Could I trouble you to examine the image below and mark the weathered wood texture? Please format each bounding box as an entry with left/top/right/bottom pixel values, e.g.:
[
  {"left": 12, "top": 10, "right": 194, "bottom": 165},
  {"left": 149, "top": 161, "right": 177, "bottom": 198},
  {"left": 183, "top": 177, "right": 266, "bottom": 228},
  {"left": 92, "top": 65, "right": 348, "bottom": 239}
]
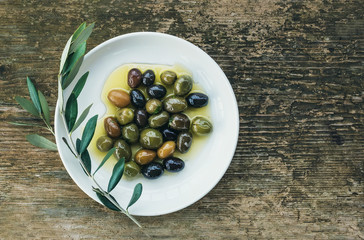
[{"left": 1, "top": 0, "right": 363, "bottom": 239}]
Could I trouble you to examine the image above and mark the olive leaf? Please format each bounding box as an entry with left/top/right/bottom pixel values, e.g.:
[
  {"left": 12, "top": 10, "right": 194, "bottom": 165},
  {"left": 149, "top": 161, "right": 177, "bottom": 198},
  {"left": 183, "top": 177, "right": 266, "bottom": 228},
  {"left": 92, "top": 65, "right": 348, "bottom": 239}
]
[
  {"left": 62, "top": 42, "right": 86, "bottom": 75},
  {"left": 71, "top": 103, "right": 92, "bottom": 132},
  {"left": 26, "top": 77, "right": 42, "bottom": 114},
  {"left": 15, "top": 96, "right": 40, "bottom": 117},
  {"left": 69, "top": 23, "right": 95, "bottom": 54},
  {"left": 37, "top": 90, "right": 50, "bottom": 126},
  {"left": 62, "top": 137, "right": 76, "bottom": 157},
  {"left": 72, "top": 22, "right": 86, "bottom": 41},
  {"left": 60, "top": 36, "right": 72, "bottom": 73},
  {"left": 107, "top": 157, "right": 125, "bottom": 193},
  {"left": 93, "top": 148, "right": 116, "bottom": 176},
  {"left": 127, "top": 183, "right": 143, "bottom": 210},
  {"left": 65, "top": 93, "right": 78, "bottom": 131},
  {"left": 76, "top": 138, "right": 81, "bottom": 154},
  {"left": 79, "top": 114, "right": 98, "bottom": 154},
  {"left": 26, "top": 134, "right": 57, "bottom": 151},
  {"left": 62, "top": 55, "right": 84, "bottom": 89},
  {"left": 80, "top": 149, "right": 91, "bottom": 174},
  {"left": 93, "top": 188, "right": 120, "bottom": 212},
  {"left": 72, "top": 71, "right": 89, "bottom": 98},
  {"left": 9, "top": 121, "right": 48, "bottom": 129}
]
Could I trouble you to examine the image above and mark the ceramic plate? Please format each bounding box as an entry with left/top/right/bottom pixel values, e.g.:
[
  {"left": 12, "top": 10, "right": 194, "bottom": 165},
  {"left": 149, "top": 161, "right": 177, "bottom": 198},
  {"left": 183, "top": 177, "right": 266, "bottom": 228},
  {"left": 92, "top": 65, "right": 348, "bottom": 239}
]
[{"left": 55, "top": 32, "right": 239, "bottom": 216}]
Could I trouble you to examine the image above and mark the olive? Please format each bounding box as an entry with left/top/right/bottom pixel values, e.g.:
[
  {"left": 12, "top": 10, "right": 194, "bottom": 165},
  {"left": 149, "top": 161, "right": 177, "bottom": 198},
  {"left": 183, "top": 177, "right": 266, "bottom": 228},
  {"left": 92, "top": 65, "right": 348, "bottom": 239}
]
[
  {"left": 148, "top": 111, "right": 169, "bottom": 128},
  {"left": 186, "top": 92, "right": 209, "bottom": 108},
  {"left": 161, "top": 127, "right": 179, "bottom": 141},
  {"left": 145, "top": 99, "right": 162, "bottom": 114},
  {"left": 115, "top": 108, "right": 134, "bottom": 125},
  {"left": 134, "top": 109, "right": 148, "bottom": 128},
  {"left": 163, "top": 157, "right": 185, "bottom": 172},
  {"left": 114, "top": 139, "right": 132, "bottom": 161},
  {"left": 130, "top": 89, "right": 146, "bottom": 108},
  {"left": 96, "top": 136, "right": 113, "bottom": 152},
  {"left": 174, "top": 75, "right": 193, "bottom": 96},
  {"left": 104, "top": 117, "right": 121, "bottom": 138},
  {"left": 141, "top": 162, "right": 164, "bottom": 179},
  {"left": 134, "top": 149, "right": 156, "bottom": 165},
  {"left": 122, "top": 123, "right": 139, "bottom": 143},
  {"left": 191, "top": 117, "right": 213, "bottom": 135},
  {"left": 160, "top": 70, "right": 177, "bottom": 85},
  {"left": 139, "top": 128, "right": 163, "bottom": 149},
  {"left": 124, "top": 161, "right": 141, "bottom": 178},
  {"left": 169, "top": 113, "right": 190, "bottom": 131},
  {"left": 142, "top": 69, "right": 155, "bottom": 86},
  {"left": 107, "top": 89, "right": 130, "bottom": 108},
  {"left": 147, "top": 84, "right": 167, "bottom": 99},
  {"left": 157, "top": 141, "right": 176, "bottom": 159},
  {"left": 163, "top": 96, "right": 187, "bottom": 113},
  {"left": 177, "top": 132, "right": 193, "bottom": 153},
  {"left": 128, "top": 68, "right": 142, "bottom": 88}
]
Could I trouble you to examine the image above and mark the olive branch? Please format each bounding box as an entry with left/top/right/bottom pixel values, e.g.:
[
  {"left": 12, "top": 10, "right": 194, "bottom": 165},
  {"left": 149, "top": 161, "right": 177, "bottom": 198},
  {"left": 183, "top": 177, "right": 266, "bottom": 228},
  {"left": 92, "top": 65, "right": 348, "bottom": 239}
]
[{"left": 11, "top": 22, "right": 143, "bottom": 227}]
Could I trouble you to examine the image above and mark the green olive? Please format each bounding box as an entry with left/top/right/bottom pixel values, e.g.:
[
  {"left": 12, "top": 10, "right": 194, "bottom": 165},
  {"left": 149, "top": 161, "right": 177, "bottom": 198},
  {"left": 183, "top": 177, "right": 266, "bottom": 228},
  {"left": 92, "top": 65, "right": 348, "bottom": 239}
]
[
  {"left": 116, "top": 108, "right": 134, "bottom": 125},
  {"left": 148, "top": 111, "right": 169, "bottom": 128},
  {"left": 113, "top": 139, "right": 131, "bottom": 161},
  {"left": 139, "top": 128, "right": 163, "bottom": 149},
  {"left": 122, "top": 123, "right": 139, "bottom": 143},
  {"left": 160, "top": 71, "right": 177, "bottom": 85},
  {"left": 145, "top": 99, "right": 162, "bottom": 114},
  {"left": 96, "top": 136, "right": 113, "bottom": 152},
  {"left": 174, "top": 75, "right": 193, "bottom": 96},
  {"left": 169, "top": 113, "right": 190, "bottom": 131},
  {"left": 177, "top": 132, "right": 193, "bottom": 153},
  {"left": 191, "top": 117, "right": 213, "bottom": 135},
  {"left": 163, "top": 96, "right": 187, "bottom": 113},
  {"left": 124, "top": 161, "right": 141, "bottom": 177}
]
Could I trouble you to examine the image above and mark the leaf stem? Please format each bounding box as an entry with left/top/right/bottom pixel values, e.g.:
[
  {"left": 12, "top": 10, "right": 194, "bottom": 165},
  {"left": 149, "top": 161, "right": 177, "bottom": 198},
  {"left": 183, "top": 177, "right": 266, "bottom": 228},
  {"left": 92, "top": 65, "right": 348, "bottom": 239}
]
[{"left": 60, "top": 111, "right": 141, "bottom": 227}]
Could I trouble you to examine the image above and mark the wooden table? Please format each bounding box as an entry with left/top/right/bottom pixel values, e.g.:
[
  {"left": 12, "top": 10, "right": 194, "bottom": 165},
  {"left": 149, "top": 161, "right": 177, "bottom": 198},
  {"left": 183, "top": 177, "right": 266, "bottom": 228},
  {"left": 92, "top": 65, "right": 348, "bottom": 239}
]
[{"left": 1, "top": 0, "right": 363, "bottom": 239}]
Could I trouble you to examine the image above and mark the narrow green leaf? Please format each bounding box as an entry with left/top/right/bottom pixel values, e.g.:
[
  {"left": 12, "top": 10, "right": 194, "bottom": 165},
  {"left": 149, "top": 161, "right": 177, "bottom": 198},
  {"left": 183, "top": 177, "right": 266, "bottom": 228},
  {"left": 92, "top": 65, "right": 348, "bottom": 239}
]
[
  {"left": 108, "top": 157, "right": 125, "bottom": 193},
  {"left": 65, "top": 93, "right": 78, "bottom": 131},
  {"left": 26, "top": 77, "right": 42, "bottom": 113},
  {"left": 63, "top": 42, "right": 86, "bottom": 75},
  {"left": 15, "top": 96, "right": 40, "bottom": 117},
  {"left": 37, "top": 90, "right": 50, "bottom": 126},
  {"left": 62, "top": 55, "right": 84, "bottom": 89},
  {"left": 71, "top": 103, "right": 92, "bottom": 132},
  {"left": 93, "top": 148, "right": 115, "bottom": 176},
  {"left": 69, "top": 22, "right": 95, "bottom": 53},
  {"left": 9, "top": 121, "right": 47, "bottom": 128},
  {"left": 57, "top": 78, "right": 64, "bottom": 113},
  {"left": 72, "top": 22, "right": 86, "bottom": 41},
  {"left": 60, "top": 36, "right": 72, "bottom": 73},
  {"left": 81, "top": 149, "right": 91, "bottom": 173},
  {"left": 26, "top": 134, "right": 57, "bottom": 151},
  {"left": 62, "top": 137, "right": 76, "bottom": 157},
  {"left": 94, "top": 190, "right": 120, "bottom": 211},
  {"left": 127, "top": 183, "right": 143, "bottom": 210},
  {"left": 72, "top": 71, "right": 89, "bottom": 98},
  {"left": 79, "top": 115, "right": 98, "bottom": 154},
  {"left": 76, "top": 138, "right": 81, "bottom": 154}
]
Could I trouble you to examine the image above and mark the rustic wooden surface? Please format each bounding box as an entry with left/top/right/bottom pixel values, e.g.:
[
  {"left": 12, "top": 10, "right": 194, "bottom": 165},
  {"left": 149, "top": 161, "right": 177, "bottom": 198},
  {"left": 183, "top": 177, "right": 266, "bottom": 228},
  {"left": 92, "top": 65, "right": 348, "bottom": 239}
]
[{"left": 1, "top": 0, "right": 363, "bottom": 239}]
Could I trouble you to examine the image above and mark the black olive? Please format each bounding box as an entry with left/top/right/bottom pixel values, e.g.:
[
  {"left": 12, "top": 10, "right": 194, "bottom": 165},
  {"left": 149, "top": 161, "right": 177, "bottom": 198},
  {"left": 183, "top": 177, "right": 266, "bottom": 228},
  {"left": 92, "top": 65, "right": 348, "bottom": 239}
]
[
  {"left": 147, "top": 84, "right": 167, "bottom": 99},
  {"left": 163, "top": 157, "right": 185, "bottom": 172},
  {"left": 160, "top": 127, "right": 179, "bottom": 141},
  {"left": 134, "top": 109, "right": 148, "bottom": 127},
  {"left": 130, "top": 89, "right": 146, "bottom": 108},
  {"left": 186, "top": 92, "right": 209, "bottom": 108},
  {"left": 142, "top": 69, "right": 155, "bottom": 86},
  {"left": 141, "top": 162, "right": 164, "bottom": 179}
]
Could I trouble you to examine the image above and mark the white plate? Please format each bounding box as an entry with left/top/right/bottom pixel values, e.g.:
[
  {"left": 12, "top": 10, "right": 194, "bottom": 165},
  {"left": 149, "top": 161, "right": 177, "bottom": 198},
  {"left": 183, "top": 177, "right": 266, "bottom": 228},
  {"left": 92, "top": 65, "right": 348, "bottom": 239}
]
[{"left": 55, "top": 32, "right": 239, "bottom": 216}]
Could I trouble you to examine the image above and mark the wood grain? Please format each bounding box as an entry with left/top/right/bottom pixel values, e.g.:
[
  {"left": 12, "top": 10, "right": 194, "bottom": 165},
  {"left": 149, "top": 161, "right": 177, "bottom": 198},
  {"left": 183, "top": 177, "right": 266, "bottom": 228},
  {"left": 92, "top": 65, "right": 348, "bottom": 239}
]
[{"left": 1, "top": 0, "right": 363, "bottom": 239}]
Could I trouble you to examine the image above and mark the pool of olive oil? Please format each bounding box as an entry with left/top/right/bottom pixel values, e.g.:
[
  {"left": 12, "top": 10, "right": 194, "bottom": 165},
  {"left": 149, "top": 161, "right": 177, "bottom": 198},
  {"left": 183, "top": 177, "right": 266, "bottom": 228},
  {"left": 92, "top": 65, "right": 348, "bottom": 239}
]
[{"left": 89, "top": 63, "right": 212, "bottom": 173}]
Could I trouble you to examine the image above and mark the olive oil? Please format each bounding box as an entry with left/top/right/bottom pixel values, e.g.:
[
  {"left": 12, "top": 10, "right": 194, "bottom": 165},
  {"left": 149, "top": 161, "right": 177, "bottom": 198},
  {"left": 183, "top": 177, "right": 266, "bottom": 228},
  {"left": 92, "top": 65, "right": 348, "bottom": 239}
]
[{"left": 89, "top": 63, "right": 211, "bottom": 173}]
